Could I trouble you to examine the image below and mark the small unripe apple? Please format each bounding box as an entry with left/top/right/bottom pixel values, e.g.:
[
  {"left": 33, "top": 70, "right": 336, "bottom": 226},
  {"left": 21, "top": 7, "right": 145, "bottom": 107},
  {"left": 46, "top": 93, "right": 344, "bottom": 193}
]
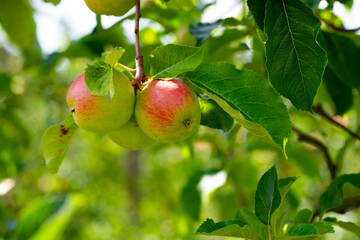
[
  {"left": 84, "top": 0, "right": 134, "bottom": 17},
  {"left": 135, "top": 78, "right": 201, "bottom": 142},
  {"left": 108, "top": 116, "right": 155, "bottom": 150},
  {"left": 66, "top": 70, "right": 135, "bottom": 133}
]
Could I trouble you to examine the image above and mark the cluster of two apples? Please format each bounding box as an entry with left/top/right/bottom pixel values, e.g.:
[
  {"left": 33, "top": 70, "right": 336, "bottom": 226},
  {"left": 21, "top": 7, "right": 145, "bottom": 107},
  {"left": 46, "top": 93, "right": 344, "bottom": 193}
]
[{"left": 66, "top": 69, "right": 201, "bottom": 150}]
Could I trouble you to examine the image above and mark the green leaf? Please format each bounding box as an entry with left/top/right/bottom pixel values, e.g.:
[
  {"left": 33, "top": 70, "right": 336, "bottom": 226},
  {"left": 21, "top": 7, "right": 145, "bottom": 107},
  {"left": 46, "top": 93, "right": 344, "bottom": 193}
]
[
  {"left": 318, "top": 31, "right": 360, "bottom": 88},
  {"left": 41, "top": 115, "right": 79, "bottom": 174},
  {"left": 286, "top": 224, "right": 319, "bottom": 238},
  {"left": 323, "top": 67, "right": 353, "bottom": 115},
  {"left": 29, "top": 194, "right": 86, "bottom": 240},
  {"left": 198, "top": 95, "right": 234, "bottom": 131},
  {"left": 294, "top": 209, "right": 313, "bottom": 224},
  {"left": 102, "top": 47, "right": 125, "bottom": 67},
  {"left": 318, "top": 174, "right": 360, "bottom": 216},
  {"left": 149, "top": 44, "right": 204, "bottom": 79},
  {"left": 180, "top": 186, "right": 201, "bottom": 220},
  {"left": 255, "top": 165, "right": 281, "bottom": 225},
  {"left": 196, "top": 218, "right": 261, "bottom": 239},
  {"left": 247, "top": 0, "right": 267, "bottom": 30},
  {"left": 0, "top": 0, "right": 37, "bottom": 50},
  {"left": 283, "top": 222, "right": 334, "bottom": 239},
  {"left": 301, "top": 0, "right": 321, "bottom": 9},
  {"left": 180, "top": 169, "right": 219, "bottom": 220},
  {"left": 235, "top": 209, "right": 267, "bottom": 240},
  {"left": 187, "top": 62, "right": 290, "bottom": 148},
  {"left": 43, "top": 0, "right": 61, "bottom": 5},
  {"left": 272, "top": 177, "right": 299, "bottom": 233},
  {"left": 189, "top": 20, "right": 222, "bottom": 46},
  {"left": 85, "top": 59, "right": 114, "bottom": 100},
  {"left": 279, "top": 177, "right": 298, "bottom": 196},
  {"left": 264, "top": 0, "right": 327, "bottom": 111},
  {"left": 16, "top": 196, "right": 66, "bottom": 240},
  {"left": 313, "top": 222, "right": 335, "bottom": 235},
  {"left": 324, "top": 217, "right": 360, "bottom": 238},
  {"left": 164, "top": 0, "right": 197, "bottom": 10}
]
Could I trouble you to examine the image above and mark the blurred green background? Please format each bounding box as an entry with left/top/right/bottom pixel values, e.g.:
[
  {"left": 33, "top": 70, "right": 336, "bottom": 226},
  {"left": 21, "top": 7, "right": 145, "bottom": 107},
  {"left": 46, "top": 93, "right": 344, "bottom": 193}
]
[{"left": 1, "top": 0, "right": 360, "bottom": 239}]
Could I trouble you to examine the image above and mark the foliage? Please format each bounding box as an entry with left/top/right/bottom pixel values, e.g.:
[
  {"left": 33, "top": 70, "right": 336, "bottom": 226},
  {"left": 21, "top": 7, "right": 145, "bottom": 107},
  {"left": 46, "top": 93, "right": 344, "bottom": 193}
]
[{"left": 0, "top": 0, "right": 360, "bottom": 239}]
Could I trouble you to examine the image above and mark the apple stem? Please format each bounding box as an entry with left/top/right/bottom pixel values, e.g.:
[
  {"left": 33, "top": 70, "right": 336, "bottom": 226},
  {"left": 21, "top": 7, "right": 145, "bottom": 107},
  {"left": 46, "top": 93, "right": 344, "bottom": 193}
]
[{"left": 132, "top": 0, "right": 147, "bottom": 88}]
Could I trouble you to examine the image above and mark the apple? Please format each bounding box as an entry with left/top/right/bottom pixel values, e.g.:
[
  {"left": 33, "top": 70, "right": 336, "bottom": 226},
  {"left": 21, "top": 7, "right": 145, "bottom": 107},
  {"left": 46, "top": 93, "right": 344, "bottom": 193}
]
[
  {"left": 83, "top": 0, "right": 134, "bottom": 17},
  {"left": 67, "top": 70, "right": 135, "bottom": 133},
  {"left": 108, "top": 116, "right": 155, "bottom": 150},
  {"left": 135, "top": 78, "right": 201, "bottom": 142}
]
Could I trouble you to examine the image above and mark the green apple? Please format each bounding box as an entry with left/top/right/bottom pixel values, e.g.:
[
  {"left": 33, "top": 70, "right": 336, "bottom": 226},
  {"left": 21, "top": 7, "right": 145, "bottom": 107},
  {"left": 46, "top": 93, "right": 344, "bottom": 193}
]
[
  {"left": 66, "top": 70, "right": 135, "bottom": 133},
  {"left": 84, "top": 0, "right": 134, "bottom": 17},
  {"left": 135, "top": 78, "right": 201, "bottom": 142},
  {"left": 108, "top": 116, "right": 155, "bottom": 150}
]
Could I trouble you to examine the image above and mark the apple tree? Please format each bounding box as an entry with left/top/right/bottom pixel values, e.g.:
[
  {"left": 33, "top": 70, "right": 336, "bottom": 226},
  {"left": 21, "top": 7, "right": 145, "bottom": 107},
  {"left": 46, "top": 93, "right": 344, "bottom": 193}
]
[{"left": 0, "top": 0, "right": 360, "bottom": 239}]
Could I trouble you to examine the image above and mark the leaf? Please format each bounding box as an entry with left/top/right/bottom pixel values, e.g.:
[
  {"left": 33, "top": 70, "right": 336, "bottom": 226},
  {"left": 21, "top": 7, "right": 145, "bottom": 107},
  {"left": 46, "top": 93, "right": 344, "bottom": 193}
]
[
  {"left": 180, "top": 169, "right": 219, "bottom": 220},
  {"left": 102, "top": 47, "right": 125, "bottom": 67},
  {"left": 318, "top": 31, "right": 360, "bottom": 88},
  {"left": 235, "top": 209, "right": 267, "bottom": 240},
  {"left": 29, "top": 194, "right": 86, "bottom": 240},
  {"left": 198, "top": 95, "right": 234, "bottom": 131},
  {"left": 272, "top": 177, "right": 299, "bottom": 233},
  {"left": 16, "top": 196, "right": 66, "bottom": 240},
  {"left": 196, "top": 218, "right": 261, "bottom": 239},
  {"left": 164, "top": 0, "right": 197, "bottom": 10},
  {"left": 284, "top": 222, "right": 334, "bottom": 239},
  {"left": 41, "top": 115, "right": 79, "bottom": 174},
  {"left": 318, "top": 174, "right": 360, "bottom": 216},
  {"left": 255, "top": 165, "right": 281, "bottom": 225},
  {"left": 286, "top": 224, "right": 319, "bottom": 238},
  {"left": 324, "top": 217, "right": 360, "bottom": 238},
  {"left": 149, "top": 44, "right": 204, "bottom": 79},
  {"left": 247, "top": 0, "right": 267, "bottom": 30},
  {"left": 323, "top": 67, "right": 353, "bottom": 115},
  {"left": 294, "top": 209, "right": 313, "bottom": 224},
  {"left": 0, "top": 0, "right": 37, "bottom": 50},
  {"left": 301, "top": 0, "right": 321, "bottom": 9},
  {"left": 186, "top": 62, "right": 290, "bottom": 148},
  {"left": 264, "top": 0, "right": 327, "bottom": 111},
  {"left": 43, "top": 0, "right": 61, "bottom": 5},
  {"left": 313, "top": 222, "right": 335, "bottom": 235},
  {"left": 85, "top": 59, "right": 114, "bottom": 100},
  {"left": 279, "top": 177, "right": 298, "bottom": 196},
  {"left": 180, "top": 186, "right": 201, "bottom": 220},
  {"left": 189, "top": 20, "right": 222, "bottom": 46}
]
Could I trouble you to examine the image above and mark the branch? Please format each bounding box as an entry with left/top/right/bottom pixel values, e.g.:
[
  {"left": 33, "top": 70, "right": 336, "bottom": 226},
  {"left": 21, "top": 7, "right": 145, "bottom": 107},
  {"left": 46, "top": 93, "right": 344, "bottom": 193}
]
[
  {"left": 292, "top": 126, "right": 337, "bottom": 179},
  {"left": 315, "top": 11, "right": 360, "bottom": 33},
  {"left": 132, "top": 0, "right": 147, "bottom": 88},
  {"left": 312, "top": 194, "right": 360, "bottom": 221},
  {"left": 312, "top": 104, "right": 360, "bottom": 141}
]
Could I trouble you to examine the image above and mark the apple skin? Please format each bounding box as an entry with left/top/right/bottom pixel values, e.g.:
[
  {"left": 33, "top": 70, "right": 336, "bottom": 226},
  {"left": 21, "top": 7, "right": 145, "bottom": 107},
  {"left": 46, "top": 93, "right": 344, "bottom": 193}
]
[
  {"left": 108, "top": 116, "right": 155, "bottom": 150},
  {"left": 135, "top": 78, "right": 201, "bottom": 142},
  {"left": 84, "top": 0, "right": 134, "bottom": 17},
  {"left": 66, "top": 70, "right": 135, "bottom": 133}
]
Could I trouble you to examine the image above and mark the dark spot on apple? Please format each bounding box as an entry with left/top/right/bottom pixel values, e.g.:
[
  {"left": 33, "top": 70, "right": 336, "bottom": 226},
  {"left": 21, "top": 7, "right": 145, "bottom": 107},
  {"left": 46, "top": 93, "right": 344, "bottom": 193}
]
[
  {"left": 70, "top": 107, "right": 75, "bottom": 113},
  {"left": 60, "top": 125, "right": 69, "bottom": 137},
  {"left": 183, "top": 119, "right": 193, "bottom": 128}
]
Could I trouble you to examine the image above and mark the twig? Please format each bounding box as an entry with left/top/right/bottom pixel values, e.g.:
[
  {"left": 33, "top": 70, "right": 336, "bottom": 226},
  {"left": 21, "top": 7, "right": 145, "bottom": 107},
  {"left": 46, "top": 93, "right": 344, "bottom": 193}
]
[
  {"left": 132, "top": 0, "right": 147, "bottom": 87},
  {"left": 312, "top": 104, "right": 360, "bottom": 141},
  {"left": 116, "top": 63, "right": 136, "bottom": 79},
  {"left": 315, "top": 11, "right": 360, "bottom": 33},
  {"left": 312, "top": 194, "right": 360, "bottom": 221},
  {"left": 292, "top": 126, "right": 337, "bottom": 179}
]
